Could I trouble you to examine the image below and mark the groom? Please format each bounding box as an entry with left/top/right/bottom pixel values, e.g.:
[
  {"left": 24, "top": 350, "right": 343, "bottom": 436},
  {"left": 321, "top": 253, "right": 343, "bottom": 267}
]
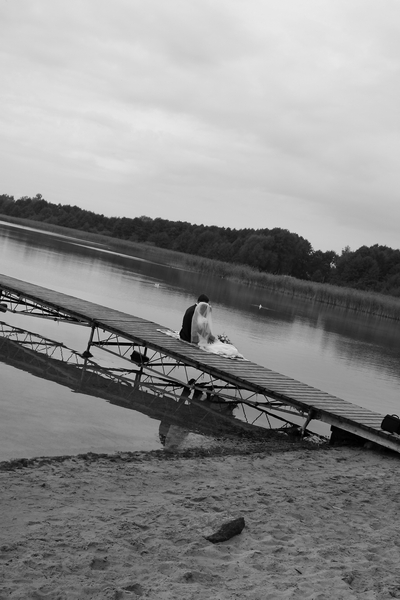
[{"left": 179, "top": 293, "right": 210, "bottom": 342}]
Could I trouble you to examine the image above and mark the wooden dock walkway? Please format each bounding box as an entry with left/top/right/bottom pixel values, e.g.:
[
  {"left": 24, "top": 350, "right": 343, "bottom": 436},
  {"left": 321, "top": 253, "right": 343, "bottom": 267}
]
[{"left": 1, "top": 274, "right": 399, "bottom": 454}]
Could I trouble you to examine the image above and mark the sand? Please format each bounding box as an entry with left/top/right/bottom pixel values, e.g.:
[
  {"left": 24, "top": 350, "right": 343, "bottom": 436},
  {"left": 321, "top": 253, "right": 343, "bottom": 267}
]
[{"left": 1, "top": 436, "right": 400, "bottom": 600}]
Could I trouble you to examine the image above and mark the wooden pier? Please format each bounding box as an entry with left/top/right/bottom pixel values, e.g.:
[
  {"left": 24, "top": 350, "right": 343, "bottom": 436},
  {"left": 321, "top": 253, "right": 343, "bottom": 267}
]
[{"left": 1, "top": 274, "right": 399, "bottom": 454}]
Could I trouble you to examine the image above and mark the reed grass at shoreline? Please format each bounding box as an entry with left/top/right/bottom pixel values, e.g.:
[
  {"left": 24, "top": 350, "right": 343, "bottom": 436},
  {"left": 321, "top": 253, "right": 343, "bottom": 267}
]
[
  {"left": 181, "top": 255, "right": 400, "bottom": 320},
  {"left": 2, "top": 214, "right": 400, "bottom": 321}
]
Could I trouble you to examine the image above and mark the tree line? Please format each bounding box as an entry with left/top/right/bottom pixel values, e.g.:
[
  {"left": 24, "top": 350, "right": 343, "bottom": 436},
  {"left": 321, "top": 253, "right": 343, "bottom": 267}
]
[{"left": 1, "top": 193, "right": 400, "bottom": 297}]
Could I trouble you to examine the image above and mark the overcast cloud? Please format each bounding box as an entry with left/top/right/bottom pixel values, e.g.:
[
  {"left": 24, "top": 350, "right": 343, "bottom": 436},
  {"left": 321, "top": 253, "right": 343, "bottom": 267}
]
[{"left": 1, "top": 0, "right": 399, "bottom": 253}]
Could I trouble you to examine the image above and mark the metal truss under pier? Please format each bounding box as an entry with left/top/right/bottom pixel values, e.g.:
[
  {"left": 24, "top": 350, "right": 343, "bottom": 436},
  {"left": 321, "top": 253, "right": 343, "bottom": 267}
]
[{"left": 1, "top": 273, "right": 399, "bottom": 453}]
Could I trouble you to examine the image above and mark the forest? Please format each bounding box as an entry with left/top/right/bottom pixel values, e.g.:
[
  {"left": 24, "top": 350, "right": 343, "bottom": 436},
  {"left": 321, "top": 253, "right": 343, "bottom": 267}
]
[{"left": 1, "top": 193, "right": 400, "bottom": 297}]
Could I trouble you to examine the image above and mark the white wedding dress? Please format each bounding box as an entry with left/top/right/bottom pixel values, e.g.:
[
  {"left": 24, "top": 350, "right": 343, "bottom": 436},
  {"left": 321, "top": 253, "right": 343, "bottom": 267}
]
[
  {"left": 199, "top": 339, "right": 244, "bottom": 358},
  {"left": 192, "top": 302, "right": 244, "bottom": 359},
  {"left": 158, "top": 302, "right": 245, "bottom": 359}
]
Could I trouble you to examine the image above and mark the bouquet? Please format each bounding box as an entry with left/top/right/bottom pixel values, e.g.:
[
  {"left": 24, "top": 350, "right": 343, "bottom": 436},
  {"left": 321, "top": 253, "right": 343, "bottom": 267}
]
[{"left": 217, "top": 333, "right": 232, "bottom": 345}]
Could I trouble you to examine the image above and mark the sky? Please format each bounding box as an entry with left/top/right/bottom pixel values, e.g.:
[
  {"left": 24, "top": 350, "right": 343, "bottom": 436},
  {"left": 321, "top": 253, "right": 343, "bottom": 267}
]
[{"left": 1, "top": 0, "right": 400, "bottom": 254}]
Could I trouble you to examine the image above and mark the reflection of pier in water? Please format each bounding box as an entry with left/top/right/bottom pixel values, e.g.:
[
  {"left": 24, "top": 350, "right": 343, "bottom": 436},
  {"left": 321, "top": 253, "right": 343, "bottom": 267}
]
[
  {"left": 2, "top": 274, "right": 400, "bottom": 455},
  {"left": 0, "top": 326, "right": 269, "bottom": 445}
]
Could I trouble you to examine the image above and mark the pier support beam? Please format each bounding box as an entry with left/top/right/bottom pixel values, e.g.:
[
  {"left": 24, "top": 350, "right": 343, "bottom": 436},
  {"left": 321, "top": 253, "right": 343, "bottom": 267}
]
[{"left": 300, "top": 408, "right": 316, "bottom": 437}]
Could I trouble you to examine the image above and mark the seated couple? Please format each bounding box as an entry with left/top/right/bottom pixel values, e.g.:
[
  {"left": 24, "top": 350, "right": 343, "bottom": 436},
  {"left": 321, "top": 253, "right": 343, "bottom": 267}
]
[{"left": 179, "top": 294, "right": 243, "bottom": 359}]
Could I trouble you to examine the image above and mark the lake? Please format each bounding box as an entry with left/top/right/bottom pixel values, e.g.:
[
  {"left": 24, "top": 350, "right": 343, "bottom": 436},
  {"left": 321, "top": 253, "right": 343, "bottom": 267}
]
[{"left": 1, "top": 220, "right": 400, "bottom": 460}]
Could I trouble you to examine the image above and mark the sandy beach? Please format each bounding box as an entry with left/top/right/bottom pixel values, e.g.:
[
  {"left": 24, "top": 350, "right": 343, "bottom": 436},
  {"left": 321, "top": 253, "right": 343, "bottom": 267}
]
[{"left": 1, "top": 435, "right": 400, "bottom": 600}]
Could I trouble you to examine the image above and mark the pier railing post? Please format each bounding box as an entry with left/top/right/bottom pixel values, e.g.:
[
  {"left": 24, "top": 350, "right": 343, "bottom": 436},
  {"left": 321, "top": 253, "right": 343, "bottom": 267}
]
[
  {"left": 81, "top": 324, "right": 96, "bottom": 360},
  {"left": 80, "top": 324, "right": 96, "bottom": 384}
]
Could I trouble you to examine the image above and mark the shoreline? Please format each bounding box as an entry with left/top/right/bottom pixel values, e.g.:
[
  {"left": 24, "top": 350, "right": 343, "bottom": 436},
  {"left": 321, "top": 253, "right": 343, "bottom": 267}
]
[
  {"left": 2, "top": 439, "right": 400, "bottom": 599},
  {"left": 0, "top": 430, "right": 321, "bottom": 471},
  {"left": 2, "top": 214, "right": 400, "bottom": 321}
]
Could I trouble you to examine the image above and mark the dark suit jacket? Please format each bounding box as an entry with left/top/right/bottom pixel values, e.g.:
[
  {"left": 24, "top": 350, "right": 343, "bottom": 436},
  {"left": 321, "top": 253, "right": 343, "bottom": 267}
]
[{"left": 179, "top": 304, "right": 196, "bottom": 342}]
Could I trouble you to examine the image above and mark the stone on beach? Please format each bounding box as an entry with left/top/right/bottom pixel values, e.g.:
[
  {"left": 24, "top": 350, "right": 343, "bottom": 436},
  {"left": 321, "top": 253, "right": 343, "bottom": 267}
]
[{"left": 205, "top": 516, "right": 246, "bottom": 543}]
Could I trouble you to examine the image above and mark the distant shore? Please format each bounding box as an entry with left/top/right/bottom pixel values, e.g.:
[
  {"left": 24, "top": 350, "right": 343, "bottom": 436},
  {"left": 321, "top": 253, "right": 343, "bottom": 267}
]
[{"left": 2, "top": 214, "right": 400, "bottom": 320}]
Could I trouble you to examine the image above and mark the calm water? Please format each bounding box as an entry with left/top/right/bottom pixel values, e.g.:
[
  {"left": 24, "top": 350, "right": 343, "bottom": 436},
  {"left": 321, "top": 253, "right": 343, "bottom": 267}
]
[{"left": 1, "top": 221, "right": 400, "bottom": 459}]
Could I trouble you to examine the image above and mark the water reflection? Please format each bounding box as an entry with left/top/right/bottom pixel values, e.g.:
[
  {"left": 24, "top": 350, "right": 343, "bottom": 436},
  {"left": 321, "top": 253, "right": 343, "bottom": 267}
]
[
  {"left": 159, "top": 424, "right": 190, "bottom": 451},
  {"left": 0, "top": 326, "right": 266, "bottom": 460},
  {"left": 1, "top": 219, "right": 400, "bottom": 452}
]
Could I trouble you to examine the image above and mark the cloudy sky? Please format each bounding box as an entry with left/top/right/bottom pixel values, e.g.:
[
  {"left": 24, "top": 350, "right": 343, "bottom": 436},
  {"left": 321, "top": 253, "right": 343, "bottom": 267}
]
[{"left": 1, "top": 0, "right": 399, "bottom": 253}]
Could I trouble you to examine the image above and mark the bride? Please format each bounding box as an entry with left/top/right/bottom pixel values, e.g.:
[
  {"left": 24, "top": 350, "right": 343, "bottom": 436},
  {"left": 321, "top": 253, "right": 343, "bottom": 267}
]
[{"left": 190, "top": 302, "right": 244, "bottom": 359}]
